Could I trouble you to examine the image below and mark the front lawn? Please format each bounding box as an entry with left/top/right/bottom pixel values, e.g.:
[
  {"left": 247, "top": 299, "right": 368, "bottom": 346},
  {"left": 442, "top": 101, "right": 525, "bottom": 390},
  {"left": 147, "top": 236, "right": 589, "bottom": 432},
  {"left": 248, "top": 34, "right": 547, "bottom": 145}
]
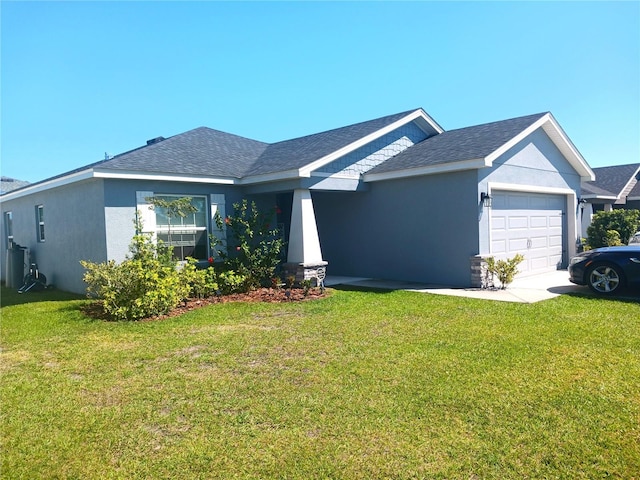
[{"left": 1, "top": 286, "right": 639, "bottom": 479}]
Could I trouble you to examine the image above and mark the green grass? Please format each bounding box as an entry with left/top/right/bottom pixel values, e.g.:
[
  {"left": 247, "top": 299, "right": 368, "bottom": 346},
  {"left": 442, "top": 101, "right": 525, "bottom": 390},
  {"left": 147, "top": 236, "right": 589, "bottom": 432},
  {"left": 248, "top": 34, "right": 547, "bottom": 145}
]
[{"left": 1, "top": 286, "right": 639, "bottom": 479}]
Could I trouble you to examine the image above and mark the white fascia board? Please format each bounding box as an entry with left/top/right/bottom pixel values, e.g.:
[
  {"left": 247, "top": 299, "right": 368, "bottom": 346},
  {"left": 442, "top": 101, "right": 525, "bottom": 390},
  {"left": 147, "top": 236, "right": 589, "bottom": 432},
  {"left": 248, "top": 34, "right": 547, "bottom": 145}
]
[
  {"left": 0, "top": 169, "right": 95, "bottom": 201},
  {"left": 619, "top": 168, "right": 640, "bottom": 197},
  {"left": 484, "top": 113, "right": 595, "bottom": 182},
  {"left": 580, "top": 194, "right": 618, "bottom": 201},
  {"left": 92, "top": 169, "right": 236, "bottom": 184},
  {"left": 363, "top": 158, "right": 490, "bottom": 183},
  {"left": 488, "top": 182, "right": 576, "bottom": 196},
  {"left": 238, "top": 169, "right": 303, "bottom": 185},
  {"left": 0, "top": 168, "right": 238, "bottom": 201},
  {"left": 298, "top": 109, "right": 444, "bottom": 178}
]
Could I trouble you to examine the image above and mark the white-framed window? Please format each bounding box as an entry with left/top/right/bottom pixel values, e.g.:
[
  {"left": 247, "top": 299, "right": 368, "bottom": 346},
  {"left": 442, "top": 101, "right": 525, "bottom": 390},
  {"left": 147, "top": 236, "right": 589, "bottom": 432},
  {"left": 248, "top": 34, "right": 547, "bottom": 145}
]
[
  {"left": 4, "top": 211, "right": 13, "bottom": 245},
  {"left": 153, "top": 195, "right": 208, "bottom": 261},
  {"left": 36, "top": 205, "right": 45, "bottom": 242}
]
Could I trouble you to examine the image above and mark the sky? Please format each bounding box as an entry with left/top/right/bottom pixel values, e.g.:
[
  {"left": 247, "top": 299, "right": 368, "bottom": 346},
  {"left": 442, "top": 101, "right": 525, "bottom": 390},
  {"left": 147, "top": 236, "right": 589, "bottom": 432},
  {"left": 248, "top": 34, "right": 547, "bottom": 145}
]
[{"left": 1, "top": 1, "right": 639, "bottom": 183}]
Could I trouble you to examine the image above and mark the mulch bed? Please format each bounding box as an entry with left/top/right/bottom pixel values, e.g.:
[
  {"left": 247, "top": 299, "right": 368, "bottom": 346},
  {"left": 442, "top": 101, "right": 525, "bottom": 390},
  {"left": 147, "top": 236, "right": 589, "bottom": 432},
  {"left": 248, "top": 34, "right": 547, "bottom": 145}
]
[{"left": 82, "top": 287, "right": 329, "bottom": 321}]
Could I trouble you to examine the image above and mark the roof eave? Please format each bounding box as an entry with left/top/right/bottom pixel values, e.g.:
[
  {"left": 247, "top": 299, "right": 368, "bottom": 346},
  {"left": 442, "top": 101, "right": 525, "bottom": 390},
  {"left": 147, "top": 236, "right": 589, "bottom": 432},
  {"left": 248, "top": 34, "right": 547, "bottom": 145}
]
[
  {"left": 238, "top": 169, "right": 305, "bottom": 186},
  {"left": 92, "top": 168, "right": 237, "bottom": 184},
  {"left": 363, "top": 158, "right": 489, "bottom": 183}
]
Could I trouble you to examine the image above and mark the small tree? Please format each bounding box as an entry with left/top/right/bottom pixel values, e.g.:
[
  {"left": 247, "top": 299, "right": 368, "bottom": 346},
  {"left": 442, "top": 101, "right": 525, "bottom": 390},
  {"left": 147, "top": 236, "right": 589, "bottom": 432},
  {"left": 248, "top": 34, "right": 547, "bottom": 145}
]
[
  {"left": 146, "top": 196, "right": 198, "bottom": 259},
  {"left": 587, "top": 209, "right": 640, "bottom": 248},
  {"left": 211, "top": 199, "right": 284, "bottom": 289}
]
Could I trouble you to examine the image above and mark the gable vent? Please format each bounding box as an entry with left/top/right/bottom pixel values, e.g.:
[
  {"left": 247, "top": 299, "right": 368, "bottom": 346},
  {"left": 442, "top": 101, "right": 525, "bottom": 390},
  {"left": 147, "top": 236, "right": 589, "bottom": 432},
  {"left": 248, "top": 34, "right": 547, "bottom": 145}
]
[{"left": 146, "top": 136, "right": 165, "bottom": 146}]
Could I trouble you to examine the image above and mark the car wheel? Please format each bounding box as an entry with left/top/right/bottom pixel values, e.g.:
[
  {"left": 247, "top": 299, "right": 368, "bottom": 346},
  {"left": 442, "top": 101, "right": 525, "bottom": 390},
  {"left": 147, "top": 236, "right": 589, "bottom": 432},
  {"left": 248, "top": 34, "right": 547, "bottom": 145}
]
[{"left": 586, "top": 263, "right": 625, "bottom": 295}]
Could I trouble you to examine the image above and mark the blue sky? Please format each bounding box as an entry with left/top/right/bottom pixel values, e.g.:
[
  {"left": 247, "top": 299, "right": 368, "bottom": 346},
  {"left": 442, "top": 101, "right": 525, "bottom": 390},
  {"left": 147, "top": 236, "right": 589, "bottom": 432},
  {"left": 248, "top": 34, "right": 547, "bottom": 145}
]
[{"left": 2, "top": 1, "right": 639, "bottom": 183}]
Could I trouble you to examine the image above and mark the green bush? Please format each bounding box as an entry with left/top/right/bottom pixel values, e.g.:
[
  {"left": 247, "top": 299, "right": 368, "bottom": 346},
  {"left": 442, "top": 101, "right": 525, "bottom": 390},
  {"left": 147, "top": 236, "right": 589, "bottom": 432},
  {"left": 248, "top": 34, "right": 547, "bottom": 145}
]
[
  {"left": 211, "top": 199, "right": 284, "bottom": 289},
  {"left": 217, "top": 270, "right": 249, "bottom": 295},
  {"left": 587, "top": 209, "right": 640, "bottom": 248},
  {"left": 81, "top": 219, "right": 190, "bottom": 321},
  {"left": 485, "top": 253, "right": 525, "bottom": 289},
  {"left": 179, "top": 259, "right": 219, "bottom": 299}
]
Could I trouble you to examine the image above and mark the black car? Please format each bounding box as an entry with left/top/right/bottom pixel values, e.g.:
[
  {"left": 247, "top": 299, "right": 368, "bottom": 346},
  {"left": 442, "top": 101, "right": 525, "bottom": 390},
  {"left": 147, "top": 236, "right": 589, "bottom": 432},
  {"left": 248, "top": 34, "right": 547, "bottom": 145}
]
[{"left": 569, "top": 246, "right": 640, "bottom": 295}]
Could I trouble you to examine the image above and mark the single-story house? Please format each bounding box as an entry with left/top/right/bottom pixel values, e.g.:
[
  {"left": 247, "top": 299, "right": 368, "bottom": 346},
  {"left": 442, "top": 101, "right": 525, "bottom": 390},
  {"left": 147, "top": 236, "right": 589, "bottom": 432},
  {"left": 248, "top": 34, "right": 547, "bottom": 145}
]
[
  {"left": 579, "top": 163, "right": 640, "bottom": 237},
  {"left": 1, "top": 108, "right": 595, "bottom": 294}
]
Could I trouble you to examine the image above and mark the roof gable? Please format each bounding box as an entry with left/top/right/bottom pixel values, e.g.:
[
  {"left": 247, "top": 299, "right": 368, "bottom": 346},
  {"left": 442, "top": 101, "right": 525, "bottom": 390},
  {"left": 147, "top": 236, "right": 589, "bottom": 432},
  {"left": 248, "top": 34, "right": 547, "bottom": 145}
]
[
  {"left": 364, "top": 112, "right": 594, "bottom": 182},
  {"left": 241, "top": 109, "right": 442, "bottom": 182},
  {"left": 582, "top": 163, "right": 640, "bottom": 200}
]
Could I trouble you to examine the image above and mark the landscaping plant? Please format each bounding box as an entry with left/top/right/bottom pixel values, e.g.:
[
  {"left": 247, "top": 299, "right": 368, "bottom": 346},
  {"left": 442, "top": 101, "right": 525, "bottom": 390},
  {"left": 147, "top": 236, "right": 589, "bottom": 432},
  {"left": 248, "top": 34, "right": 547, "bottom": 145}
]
[
  {"left": 485, "top": 253, "right": 525, "bottom": 289},
  {"left": 211, "top": 199, "right": 285, "bottom": 289},
  {"left": 587, "top": 209, "right": 640, "bottom": 248},
  {"left": 81, "top": 218, "right": 190, "bottom": 320}
]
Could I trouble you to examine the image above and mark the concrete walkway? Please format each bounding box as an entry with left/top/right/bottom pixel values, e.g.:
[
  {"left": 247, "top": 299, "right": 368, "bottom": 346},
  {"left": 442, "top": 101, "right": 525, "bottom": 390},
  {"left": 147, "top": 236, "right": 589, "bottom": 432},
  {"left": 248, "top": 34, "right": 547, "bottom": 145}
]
[{"left": 325, "top": 270, "right": 585, "bottom": 304}]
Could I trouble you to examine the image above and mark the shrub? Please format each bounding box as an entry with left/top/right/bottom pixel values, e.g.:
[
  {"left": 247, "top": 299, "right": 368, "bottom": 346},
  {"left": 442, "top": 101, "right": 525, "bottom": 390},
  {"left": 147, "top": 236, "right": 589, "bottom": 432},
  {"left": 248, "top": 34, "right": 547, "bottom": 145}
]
[
  {"left": 179, "top": 258, "right": 219, "bottom": 299},
  {"left": 217, "top": 270, "right": 248, "bottom": 295},
  {"left": 81, "top": 218, "right": 190, "bottom": 321},
  {"left": 485, "top": 253, "right": 525, "bottom": 289},
  {"left": 587, "top": 209, "right": 640, "bottom": 248},
  {"left": 211, "top": 199, "right": 284, "bottom": 289}
]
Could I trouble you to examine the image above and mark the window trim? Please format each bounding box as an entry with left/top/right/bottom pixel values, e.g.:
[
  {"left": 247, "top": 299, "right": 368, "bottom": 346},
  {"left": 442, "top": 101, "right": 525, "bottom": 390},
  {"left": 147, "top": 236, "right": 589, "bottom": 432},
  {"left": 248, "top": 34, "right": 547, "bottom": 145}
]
[
  {"left": 36, "top": 205, "right": 45, "bottom": 242},
  {"left": 4, "top": 211, "right": 13, "bottom": 245}
]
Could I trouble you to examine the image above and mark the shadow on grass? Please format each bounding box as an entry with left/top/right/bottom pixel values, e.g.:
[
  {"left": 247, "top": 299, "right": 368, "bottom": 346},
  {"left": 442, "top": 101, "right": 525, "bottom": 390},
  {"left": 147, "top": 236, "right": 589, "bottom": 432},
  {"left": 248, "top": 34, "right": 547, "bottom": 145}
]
[
  {"left": 558, "top": 288, "right": 640, "bottom": 305},
  {"left": 330, "top": 284, "right": 396, "bottom": 294},
  {"left": 0, "top": 286, "right": 85, "bottom": 308}
]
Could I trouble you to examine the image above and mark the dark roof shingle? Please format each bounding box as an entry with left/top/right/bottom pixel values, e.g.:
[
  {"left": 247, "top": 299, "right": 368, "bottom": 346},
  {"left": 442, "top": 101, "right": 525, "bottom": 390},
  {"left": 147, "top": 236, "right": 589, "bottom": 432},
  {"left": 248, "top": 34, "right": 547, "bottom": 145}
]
[{"left": 367, "top": 113, "right": 548, "bottom": 174}]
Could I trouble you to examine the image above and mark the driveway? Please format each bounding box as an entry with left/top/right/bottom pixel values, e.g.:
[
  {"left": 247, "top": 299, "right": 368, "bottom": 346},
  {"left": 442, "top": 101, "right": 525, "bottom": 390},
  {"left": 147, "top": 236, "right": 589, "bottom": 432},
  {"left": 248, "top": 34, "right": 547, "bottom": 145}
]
[{"left": 326, "top": 270, "right": 591, "bottom": 304}]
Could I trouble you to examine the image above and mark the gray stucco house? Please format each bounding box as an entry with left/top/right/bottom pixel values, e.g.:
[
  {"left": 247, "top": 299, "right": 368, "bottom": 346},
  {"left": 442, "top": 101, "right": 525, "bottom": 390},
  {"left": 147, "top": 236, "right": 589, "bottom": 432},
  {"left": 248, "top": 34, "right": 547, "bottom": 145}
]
[{"left": 1, "top": 108, "right": 594, "bottom": 294}]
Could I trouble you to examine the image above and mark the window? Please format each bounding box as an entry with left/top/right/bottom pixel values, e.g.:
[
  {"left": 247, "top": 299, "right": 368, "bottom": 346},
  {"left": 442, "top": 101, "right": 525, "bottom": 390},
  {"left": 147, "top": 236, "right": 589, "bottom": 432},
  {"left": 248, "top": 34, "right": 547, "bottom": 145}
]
[
  {"left": 36, "top": 205, "right": 45, "bottom": 242},
  {"left": 153, "top": 195, "right": 207, "bottom": 261},
  {"left": 4, "top": 211, "right": 13, "bottom": 245}
]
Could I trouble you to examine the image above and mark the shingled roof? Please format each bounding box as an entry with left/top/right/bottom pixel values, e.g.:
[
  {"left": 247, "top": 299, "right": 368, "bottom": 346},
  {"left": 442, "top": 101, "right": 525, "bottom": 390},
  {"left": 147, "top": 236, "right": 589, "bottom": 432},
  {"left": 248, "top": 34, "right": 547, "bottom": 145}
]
[
  {"left": 582, "top": 163, "right": 640, "bottom": 201},
  {"left": 367, "top": 113, "right": 548, "bottom": 175},
  {"left": 2, "top": 108, "right": 592, "bottom": 198}
]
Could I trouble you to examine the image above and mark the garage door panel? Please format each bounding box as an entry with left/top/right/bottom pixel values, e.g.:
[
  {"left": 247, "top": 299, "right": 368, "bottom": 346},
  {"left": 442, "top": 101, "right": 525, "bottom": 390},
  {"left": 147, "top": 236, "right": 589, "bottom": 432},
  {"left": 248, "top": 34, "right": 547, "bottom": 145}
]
[
  {"left": 549, "top": 234, "right": 563, "bottom": 247},
  {"left": 530, "top": 216, "right": 548, "bottom": 228},
  {"left": 508, "top": 216, "right": 529, "bottom": 229},
  {"left": 491, "top": 191, "right": 566, "bottom": 276},
  {"left": 491, "top": 239, "right": 507, "bottom": 254}
]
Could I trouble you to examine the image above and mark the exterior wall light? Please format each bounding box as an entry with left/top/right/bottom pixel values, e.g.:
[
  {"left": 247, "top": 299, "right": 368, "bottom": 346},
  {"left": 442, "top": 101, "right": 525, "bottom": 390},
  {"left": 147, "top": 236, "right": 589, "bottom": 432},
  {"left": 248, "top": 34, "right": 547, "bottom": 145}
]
[{"left": 480, "top": 192, "right": 492, "bottom": 208}]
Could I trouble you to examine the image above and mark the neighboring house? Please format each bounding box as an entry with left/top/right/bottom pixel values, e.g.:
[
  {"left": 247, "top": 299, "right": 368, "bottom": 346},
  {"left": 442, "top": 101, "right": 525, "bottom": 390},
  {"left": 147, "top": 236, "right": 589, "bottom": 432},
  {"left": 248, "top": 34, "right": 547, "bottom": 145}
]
[
  {"left": 0, "top": 108, "right": 594, "bottom": 294},
  {"left": 579, "top": 163, "right": 640, "bottom": 237},
  {"left": 0, "top": 176, "right": 30, "bottom": 195}
]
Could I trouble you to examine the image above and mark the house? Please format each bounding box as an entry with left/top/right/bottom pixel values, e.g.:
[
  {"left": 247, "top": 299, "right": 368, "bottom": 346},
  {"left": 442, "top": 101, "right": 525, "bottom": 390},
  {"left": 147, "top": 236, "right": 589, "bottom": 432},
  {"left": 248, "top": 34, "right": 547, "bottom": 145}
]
[
  {"left": 578, "top": 163, "right": 640, "bottom": 237},
  {"left": 1, "top": 176, "right": 30, "bottom": 195},
  {"left": 1, "top": 108, "right": 594, "bottom": 294}
]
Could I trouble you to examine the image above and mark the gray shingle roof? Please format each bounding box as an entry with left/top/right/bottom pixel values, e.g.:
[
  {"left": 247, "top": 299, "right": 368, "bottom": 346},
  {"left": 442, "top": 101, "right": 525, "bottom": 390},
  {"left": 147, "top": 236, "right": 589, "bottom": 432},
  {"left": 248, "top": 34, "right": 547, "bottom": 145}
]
[
  {"left": 98, "top": 127, "right": 269, "bottom": 178},
  {"left": 582, "top": 163, "right": 640, "bottom": 198},
  {"left": 0, "top": 176, "right": 30, "bottom": 194},
  {"left": 247, "top": 109, "right": 422, "bottom": 176},
  {"left": 366, "top": 113, "right": 548, "bottom": 174},
  {"left": 3, "top": 108, "right": 569, "bottom": 196}
]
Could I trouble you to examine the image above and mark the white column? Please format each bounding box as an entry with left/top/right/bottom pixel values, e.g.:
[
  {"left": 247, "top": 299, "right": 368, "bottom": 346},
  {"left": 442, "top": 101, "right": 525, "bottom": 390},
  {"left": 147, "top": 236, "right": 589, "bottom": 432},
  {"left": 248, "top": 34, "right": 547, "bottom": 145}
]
[
  {"left": 581, "top": 202, "right": 593, "bottom": 238},
  {"left": 287, "top": 189, "right": 324, "bottom": 265}
]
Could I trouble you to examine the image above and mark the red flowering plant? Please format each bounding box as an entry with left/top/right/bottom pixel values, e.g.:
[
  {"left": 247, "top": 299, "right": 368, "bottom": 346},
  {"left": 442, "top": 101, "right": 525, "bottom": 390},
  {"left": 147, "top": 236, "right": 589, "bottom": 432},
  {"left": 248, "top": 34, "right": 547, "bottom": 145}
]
[{"left": 211, "top": 199, "right": 285, "bottom": 289}]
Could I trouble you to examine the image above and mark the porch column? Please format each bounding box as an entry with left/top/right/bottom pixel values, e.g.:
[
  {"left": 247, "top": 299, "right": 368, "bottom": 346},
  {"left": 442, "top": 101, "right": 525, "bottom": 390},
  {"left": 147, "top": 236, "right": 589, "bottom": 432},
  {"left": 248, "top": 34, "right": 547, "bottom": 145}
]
[
  {"left": 284, "top": 189, "right": 327, "bottom": 284},
  {"left": 581, "top": 202, "right": 593, "bottom": 239}
]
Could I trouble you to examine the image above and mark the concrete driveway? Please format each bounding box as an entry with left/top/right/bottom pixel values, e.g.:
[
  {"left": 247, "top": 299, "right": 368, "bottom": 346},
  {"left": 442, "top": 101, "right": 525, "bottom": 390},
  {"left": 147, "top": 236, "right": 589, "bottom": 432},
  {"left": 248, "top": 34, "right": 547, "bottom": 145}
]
[{"left": 326, "top": 270, "right": 586, "bottom": 304}]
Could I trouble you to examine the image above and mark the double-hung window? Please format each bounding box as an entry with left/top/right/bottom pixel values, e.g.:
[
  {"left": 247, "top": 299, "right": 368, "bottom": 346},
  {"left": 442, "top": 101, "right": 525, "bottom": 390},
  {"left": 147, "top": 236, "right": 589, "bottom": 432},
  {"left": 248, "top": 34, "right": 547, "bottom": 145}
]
[
  {"left": 154, "top": 195, "right": 207, "bottom": 261},
  {"left": 4, "top": 211, "right": 13, "bottom": 245},
  {"left": 36, "top": 205, "right": 45, "bottom": 242}
]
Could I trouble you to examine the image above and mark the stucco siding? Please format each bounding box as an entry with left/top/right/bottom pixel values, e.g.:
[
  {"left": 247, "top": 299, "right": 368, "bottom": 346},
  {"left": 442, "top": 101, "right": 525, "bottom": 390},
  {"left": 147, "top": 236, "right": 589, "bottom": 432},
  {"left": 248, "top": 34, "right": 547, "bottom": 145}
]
[
  {"left": 314, "top": 170, "right": 479, "bottom": 287},
  {"left": 1, "top": 179, "right": 107, "bottom": 293},
  {"left": 477, "top": 129, "right": 581, "bottom": 258}
]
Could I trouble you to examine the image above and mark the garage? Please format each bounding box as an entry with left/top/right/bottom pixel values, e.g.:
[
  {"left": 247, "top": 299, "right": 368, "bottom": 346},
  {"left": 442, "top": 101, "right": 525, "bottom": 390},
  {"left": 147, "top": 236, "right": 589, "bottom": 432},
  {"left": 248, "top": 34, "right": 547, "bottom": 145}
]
[{"left": 490, "top": 191, "right": 566, "bottom": 275}]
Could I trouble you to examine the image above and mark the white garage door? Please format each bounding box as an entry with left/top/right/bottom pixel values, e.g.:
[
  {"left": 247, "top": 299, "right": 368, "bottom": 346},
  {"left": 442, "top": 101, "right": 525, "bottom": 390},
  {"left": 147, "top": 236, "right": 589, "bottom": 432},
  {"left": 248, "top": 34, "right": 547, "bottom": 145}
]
[{"left": 490, "top": 191, "right": 566, "bottom": 276}]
